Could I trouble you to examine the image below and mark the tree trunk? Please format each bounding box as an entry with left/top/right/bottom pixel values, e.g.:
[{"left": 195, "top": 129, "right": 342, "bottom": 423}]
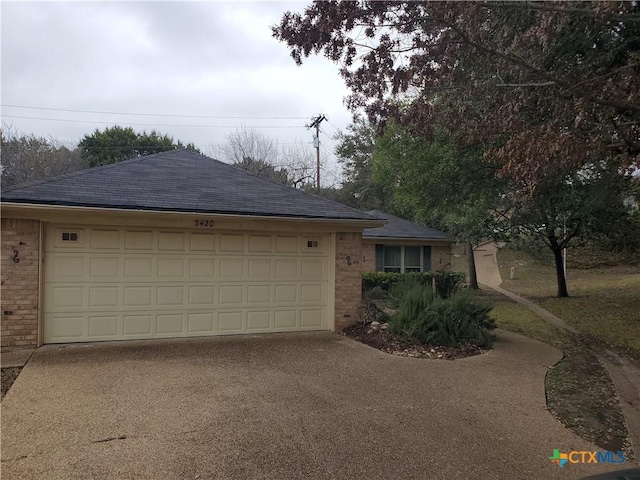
[
  {"left": 467, "top": 241, "right": 479, "bottom": 290},
  {"left": 553, "top": 247, "right": 569, "bottom": 297}
]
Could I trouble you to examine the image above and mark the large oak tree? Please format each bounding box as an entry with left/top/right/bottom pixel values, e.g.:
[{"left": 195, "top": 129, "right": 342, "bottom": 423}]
[
  {"left": 274, "top": 1, "right": 640, "bottom": 297},
  {"left": 273, "top": 1, "right": 639, "bottom": 193}
]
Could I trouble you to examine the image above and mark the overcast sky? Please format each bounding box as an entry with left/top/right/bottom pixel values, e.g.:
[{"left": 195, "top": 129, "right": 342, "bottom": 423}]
[{"left": 1, "top": 1, "right": 352, "bottom": 184}]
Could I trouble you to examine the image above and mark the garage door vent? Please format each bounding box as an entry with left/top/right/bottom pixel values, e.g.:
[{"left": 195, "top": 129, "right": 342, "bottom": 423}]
[{"left": 61, "top": 232, "right": 79, "bottom": 242}]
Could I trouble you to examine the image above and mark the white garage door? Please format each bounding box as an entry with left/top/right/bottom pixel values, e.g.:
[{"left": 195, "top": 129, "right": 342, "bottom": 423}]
[{"left": 44, "top": 225, "right": 330, "bottom": 343}]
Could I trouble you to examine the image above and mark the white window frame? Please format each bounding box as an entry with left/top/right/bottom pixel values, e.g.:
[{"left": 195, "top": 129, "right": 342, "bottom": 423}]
[{"left": 377, "top": 245, "right": 426, "bottom": 273}]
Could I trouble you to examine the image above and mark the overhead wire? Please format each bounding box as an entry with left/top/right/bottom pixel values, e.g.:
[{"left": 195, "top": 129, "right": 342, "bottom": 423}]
[
  {"left": 1, "top": 104, "right": 309, "bottom": 120},
  {"left": 1, "top": 114, "right": 305, "bottom": 129}
]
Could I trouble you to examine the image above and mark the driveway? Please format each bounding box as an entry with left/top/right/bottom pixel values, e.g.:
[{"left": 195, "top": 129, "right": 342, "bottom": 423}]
[{"left": 1, "top": 331, "right": 623, "bottom": 479}]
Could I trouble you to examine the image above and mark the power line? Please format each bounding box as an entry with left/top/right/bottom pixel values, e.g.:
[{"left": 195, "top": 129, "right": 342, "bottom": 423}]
[
  {"left": 1, "top": 104, "right": 309, "bottom": 120},
  {"left": 1, "top": 115, "right": 305, "bottom": 129}
]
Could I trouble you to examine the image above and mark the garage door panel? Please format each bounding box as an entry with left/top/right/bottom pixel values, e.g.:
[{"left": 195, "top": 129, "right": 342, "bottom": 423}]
[
  {"left": 90, "top": 229, "right": 120, "bottom": 249},
  {"left": 247, "top": 285, "right": 271, "bottom": 304},
  {"left": 219, "top": 258, "right": 245, "bottom": 278},
  {"left": 157, "top": 314, "right": 185, "bottom": 335},
  {"left": 220, "top": 234, "right": 244, "bottom": 252},
  {"left": 189, "top": 258, "right": 214, "bottom": 277},
  {"left": 219, "top": 285, "right": 243, "bottom": 305},
  {"left": 157, "top": 258, "right": 185, "bottom": 278},
  {"left": 88, "top": 315, "right": 119, "bottom": 337},
  {"left": 301, "top": 309, "right": 324, "bottom": 328},
  {"left": 51, "top": 286, "right": 85, "bottom": 308},
  {"left": 274, "top": 310, "right": 297, "bottom": 328},
  {"left": 44, "top": 226, "right": 329, "bottom": 343},
  {"left": 158, "top": 232, "right": 186, "bottom": 251},
  {"left": 218, "top": 311, "right": 244, "bottom": 332},
  {"left": 276, "top": 236, "right": 298, "bottom": 253},
  {"left": 123, "top": 315, "right": 153, "bottom": 336},
  {"left": 123, "top": 286, "right": 153, "bottom": 307},
  {"left": 89, "top": 287, "right": 119, "bottom": 307},
  {"left": 301, "top": 259, "right": 326, "bottom": 280},
  {"left": 46, "top": 315, "right": 85, "bottom": 340},
  {"left": 125, "top": 231, "right": 154, "bottom": 250},
  {"left": 248, "top": 258, "right": 271, "bottom": 278},
  {"left": 247, "top": 311, "right": 271, "bottom": 330},
  {"left": 300, "top": 284, "right": 325, "bottom": 303},
  {"left": 190, "top": 233, "right": 215, "bottom": 251},
  {"left": 188, "top": 285, "right": 215, "bottom": 305},
  {"left": 47, "top": 256, "right": 86, "bottom": 281},
  {"left": 188, "top": 313, "right": 215, "bottom": 333},
  {"left": 157, "top": 286, "right": 185, "bottom": 306},
  {"left": 275, "top": 285, "right": 297, "bottom": 303},
  {"left": 89, "top": 257, "right": 120, "bottom": 278},
  {"left": 124, "top": 257, "right": 154, "bottom": 279},
  {"left": 248, "top": 235, "right": 272, "bottom": 252}
]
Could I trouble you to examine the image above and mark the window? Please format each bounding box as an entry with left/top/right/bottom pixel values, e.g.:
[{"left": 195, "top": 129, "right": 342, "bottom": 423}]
[
  {"left": 61, "top": 232, "right": 79, "bottom": 242},
  {"left": 375, "top": 245, "right": 431, "bottom": 273}
]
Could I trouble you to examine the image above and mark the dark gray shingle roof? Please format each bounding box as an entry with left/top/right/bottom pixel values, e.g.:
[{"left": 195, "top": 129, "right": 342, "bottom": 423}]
[
  {"left": 363, "top": 210, "right": 453, "bottom": 241},
  {"left": 1, "top": 149, "right": 377, "bottom": 221}
]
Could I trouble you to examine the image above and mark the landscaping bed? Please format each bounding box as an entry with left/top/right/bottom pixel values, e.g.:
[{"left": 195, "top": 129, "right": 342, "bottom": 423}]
[
  {"left": 1, "top": 367, "right": 21, "bottom": 400},
  {"left": 342, "top": 321, "right": 486, "bottom": 360}
]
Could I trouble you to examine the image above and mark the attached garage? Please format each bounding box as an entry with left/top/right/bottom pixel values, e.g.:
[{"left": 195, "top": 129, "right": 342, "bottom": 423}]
[
  {"left": 44, "top": 225, "right": 330, "bottom": 343},
  {"left": 1, "top": 149, "right": 382, "bottom": 349}
]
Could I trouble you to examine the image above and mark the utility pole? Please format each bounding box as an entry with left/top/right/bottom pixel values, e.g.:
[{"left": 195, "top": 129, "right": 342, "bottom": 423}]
[{"left": 306, "top": 114, "right": 326, "bottom": 191}]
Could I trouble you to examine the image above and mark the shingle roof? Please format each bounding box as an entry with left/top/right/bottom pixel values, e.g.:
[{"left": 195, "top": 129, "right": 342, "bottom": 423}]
[
  {"left": 1, "top": 149, "right": 377, "bottom": 221},
  {"left": 363, "top": 210, "right": 453, "bottom": 241}
]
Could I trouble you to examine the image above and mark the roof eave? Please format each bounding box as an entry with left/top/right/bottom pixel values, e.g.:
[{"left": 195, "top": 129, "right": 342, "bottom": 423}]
[
  {"left": 362, "top": 235, "right": 454, "bottom": 243},
  {"left": 1, "top": 202, "right": 386, "bottom": 228}
]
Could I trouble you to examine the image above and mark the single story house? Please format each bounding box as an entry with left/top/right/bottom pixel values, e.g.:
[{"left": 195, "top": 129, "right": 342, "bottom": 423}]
[{"left": 1, "top": 149, "right": 453, "bottom": 350}]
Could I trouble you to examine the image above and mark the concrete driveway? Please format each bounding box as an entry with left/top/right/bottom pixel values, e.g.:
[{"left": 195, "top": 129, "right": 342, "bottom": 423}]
[{"left": 1, "top": 331, "right": 624, "bottom": 479}]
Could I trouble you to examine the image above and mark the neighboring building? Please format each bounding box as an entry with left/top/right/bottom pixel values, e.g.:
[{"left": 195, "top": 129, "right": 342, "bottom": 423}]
[
  {"left": 0, "top": 150, "right": 451, "bottom": 351},
  {"left": 361, "top": 210, "right": 453, "bottom": 274}
]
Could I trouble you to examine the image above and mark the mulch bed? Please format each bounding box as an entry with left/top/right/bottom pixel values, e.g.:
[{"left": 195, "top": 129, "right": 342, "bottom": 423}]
[
  {"left": 1, "top": 367, "right": 22, "bottom": 400},
  {"left": 342, "top": 323, "right": 486, "bottom": 360}
]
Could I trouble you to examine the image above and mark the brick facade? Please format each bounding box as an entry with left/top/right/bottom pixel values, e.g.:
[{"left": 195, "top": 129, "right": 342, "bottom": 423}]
[
  {"left": 361, "top": 242, "right": 375, "bottom": 273},
  {"left": 1, "top": 218, "right": 40, "bottom": 351},
  {"left": 334, "top": 232, "right": 363, "bottom": 330},
  {"left": 431, "top": 245, "right": 452, "bottom": 271}
]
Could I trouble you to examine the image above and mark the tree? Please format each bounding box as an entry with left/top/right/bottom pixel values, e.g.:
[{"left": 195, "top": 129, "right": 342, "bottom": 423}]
[
  {"left": 232, "top": 156, "right": 291, "bottom": 185},
  {"left": 78, "top": 126, "right": 199, "bottom": 167},
  {"left": 374, "top": 122, "right": 503, "bottom": 289},
  {"left": 273, "top": 2, "right": 640, "bottom": 194},
  {"left": 1, "top": 125, "right": 87, "bottom": 188},
  {"left": 274, "top": 1, "right": 640, "bottom": 297},
  {"left": 333, "top": 118, "right": 395, "bottom": 211},
  {"left": 216, "top": 127, "right": 316, "bottom": 188},
  {"left": 502, "top": 162, "right": 638, "bottom": 296}
]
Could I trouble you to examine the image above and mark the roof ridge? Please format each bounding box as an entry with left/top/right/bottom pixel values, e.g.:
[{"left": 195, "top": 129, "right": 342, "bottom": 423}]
[
  {"left": 203, "top": 153, "right": 378, "bottom": 221},
  {"left": 2, "top": 148, "right": 181, "bottom": 192}
]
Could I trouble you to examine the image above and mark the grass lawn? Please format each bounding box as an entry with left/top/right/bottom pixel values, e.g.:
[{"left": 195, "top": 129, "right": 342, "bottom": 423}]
[
  {"left": 478, "top": 289, "right": 567, "bottom": 350},
  {"left": 496, "top": 247, "right": 640, "bottom": 357}
]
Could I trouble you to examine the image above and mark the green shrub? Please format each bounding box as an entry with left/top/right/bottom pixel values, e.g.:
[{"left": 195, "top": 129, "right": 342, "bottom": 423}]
[
  {"left": 388, "top": 283, "right": 495, "bottom": 348},
  {"left": 362, "top": 271, "right": 465, "bottom": 298}
]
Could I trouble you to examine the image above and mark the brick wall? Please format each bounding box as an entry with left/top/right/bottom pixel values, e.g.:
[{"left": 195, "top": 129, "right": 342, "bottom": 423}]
[
  {"left": 334, "top": 232, "right": 363, "bottom": 330},
  {"left": 1, "top": 218, "right": 40, "bottom": 351},
  {"left": 361, "top": 242, "right": 375, "bottom": 273},
  {"left": 432, "top": 245, "right": 452, "bottom": 271}
]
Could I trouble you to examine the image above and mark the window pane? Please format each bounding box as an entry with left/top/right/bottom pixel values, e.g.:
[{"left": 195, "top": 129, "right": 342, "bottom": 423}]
[
  {"left": 375, "top": 245, "right": 384, "bottom": 271},
  {"left": 405, "top": 267, "right": 421, "bottom": 273},
  {"left": 405, "top": 247, "right": 421, "bottom": 268},
  {"left": 384, "top": 246, "right": 401, "bottom": 268},
  {"left": 423, "top": 246, "right": 432, "bottom": 271},
  {"left": 384, "top": 267, "right": 401, "bottom": 273}
]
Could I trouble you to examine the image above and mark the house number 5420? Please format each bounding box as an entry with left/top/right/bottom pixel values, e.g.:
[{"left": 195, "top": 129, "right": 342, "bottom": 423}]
[{"left": 194, "top": 219, "right": 214, "bottom": 228}]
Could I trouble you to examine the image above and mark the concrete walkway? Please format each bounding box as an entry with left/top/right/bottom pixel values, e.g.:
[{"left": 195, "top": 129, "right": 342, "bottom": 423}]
[
  {"left": 0, "top": 332, "right": 623, "bottom": 479},
  {"left": 474, "top": 241, "right": 640, "bottom": 459}
]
